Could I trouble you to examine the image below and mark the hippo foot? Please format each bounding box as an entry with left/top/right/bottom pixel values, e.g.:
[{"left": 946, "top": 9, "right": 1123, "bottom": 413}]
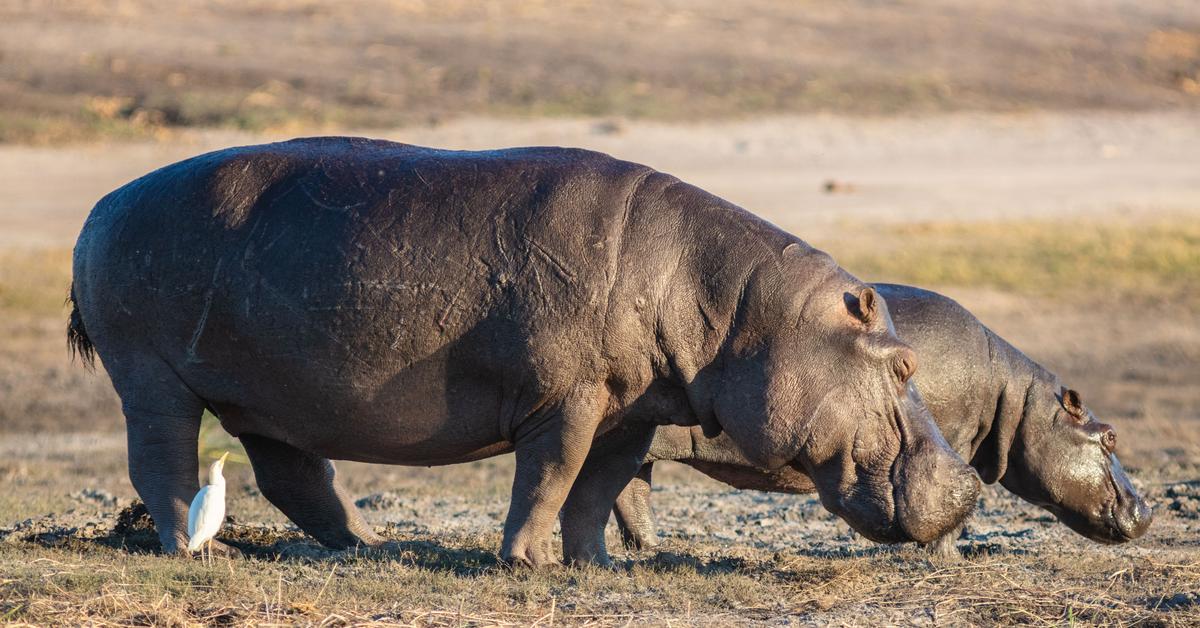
[
  {"left": 501, "top": 536, "right": 560, "bottom": 569},
  {"left": 620, "top": 530, "right": 660, "bottom": 552},
  {"left": 563, "top": 541, "right": 614, "bottom": 569}
]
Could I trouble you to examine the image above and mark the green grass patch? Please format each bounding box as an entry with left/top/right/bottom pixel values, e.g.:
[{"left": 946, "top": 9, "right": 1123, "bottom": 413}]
[{"left": 9, "top": 220, "right": 1197, "bottom": 318}]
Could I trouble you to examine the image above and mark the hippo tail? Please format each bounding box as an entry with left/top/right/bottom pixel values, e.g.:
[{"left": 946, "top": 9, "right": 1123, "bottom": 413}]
[{"left": 67, "top": 284, "right": 96, "bottom": 369}]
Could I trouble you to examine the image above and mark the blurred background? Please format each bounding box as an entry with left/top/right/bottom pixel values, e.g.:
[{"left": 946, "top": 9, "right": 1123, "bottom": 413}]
[{"left": 0, "top": 1, "right": 1198, "bottom": 623}]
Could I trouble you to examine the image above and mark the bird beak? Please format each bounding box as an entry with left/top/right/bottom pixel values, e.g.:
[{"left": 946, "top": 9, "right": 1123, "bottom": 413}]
[{"left": 217, "top": 451, "right": 229, "bottom": 466}]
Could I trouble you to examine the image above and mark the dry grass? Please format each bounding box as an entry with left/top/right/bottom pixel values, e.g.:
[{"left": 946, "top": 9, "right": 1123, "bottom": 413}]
[
  {"left": 1, "top": 0, "right": 1199, "bottom": 143},
  {"left": 0, "top": 248, "right": 71, "bottom": 316},
  {"left": 2, "top": 524, "right": 1197, "bottom": 626}
]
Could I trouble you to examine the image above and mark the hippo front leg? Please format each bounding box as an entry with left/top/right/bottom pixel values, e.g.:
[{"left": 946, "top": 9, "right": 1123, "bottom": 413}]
[
  {"left": 560, "top": 423, "right": 657, "bottom": 566},
  {"left": 501, "top": 387, "right": 607, "bottom": 568},
  {"left": 612, "top": 462, "right": 660, "bottom": 550},
  {"left": 240, "top": 434, "right": 383, "bottom": 550}
]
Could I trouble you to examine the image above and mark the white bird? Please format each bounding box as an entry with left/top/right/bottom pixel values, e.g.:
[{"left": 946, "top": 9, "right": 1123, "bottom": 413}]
[{"left": 187, "top": 451, "right": 229, "bottom": 563}]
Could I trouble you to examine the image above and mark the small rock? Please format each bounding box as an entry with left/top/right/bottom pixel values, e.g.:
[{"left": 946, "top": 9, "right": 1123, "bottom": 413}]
[
  {"left": 822, "top": 179, "right": 857, "bottom": 194},
  {"left": 592, "top": 119, "right": 625, "bottom": 135},
  {"left": 1148, "top": 592, "right": 1200, "bottom": 610},
  {"left": 356, "top": 492, "right": 404, "bottom": 511},
  {"left": 70, "top": 488, "right": 119, "bottom": 508}
]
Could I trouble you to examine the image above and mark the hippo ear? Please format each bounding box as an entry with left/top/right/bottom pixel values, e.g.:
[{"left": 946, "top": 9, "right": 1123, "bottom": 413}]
[
  {"left": 844, "top": 286, "right": 878, "bottom": 325},
  {"left": 1061, "top": 387, "right": 1085, "bottom": 417}
]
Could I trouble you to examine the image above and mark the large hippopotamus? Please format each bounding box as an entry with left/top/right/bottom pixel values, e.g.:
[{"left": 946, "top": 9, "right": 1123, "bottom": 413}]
[
  {"left": 612, "top": 284, "right": 1153, "bottom": 555},
  {"left": 68, "top": 138, "right": 978, "bottom": 566}
]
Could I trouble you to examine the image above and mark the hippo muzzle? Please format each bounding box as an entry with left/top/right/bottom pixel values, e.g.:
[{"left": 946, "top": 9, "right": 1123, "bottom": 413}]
[
  {"left": 816, "top": 394, "right": 981, "bottom": 544},
  {"left": 1108, "top": 460, "right": 1154, "bottom": 541},
  {"left": 1052, "top": 454, "right": 1152, "bottom": 543}
]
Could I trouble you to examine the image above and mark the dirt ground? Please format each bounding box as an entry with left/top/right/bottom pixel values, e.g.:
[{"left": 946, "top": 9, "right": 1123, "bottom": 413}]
[{"left": 1, "top": 1, "right": 1198, "bottom": 623}]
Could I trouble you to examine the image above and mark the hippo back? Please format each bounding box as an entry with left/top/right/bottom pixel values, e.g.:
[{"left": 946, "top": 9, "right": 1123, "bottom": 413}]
[{"left": 873, "top": 284, "right": 998, "bottom": 459}]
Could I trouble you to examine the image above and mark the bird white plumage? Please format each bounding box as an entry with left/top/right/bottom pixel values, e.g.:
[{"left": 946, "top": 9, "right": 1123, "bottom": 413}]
[{"left": 187, "top": 452, "right": 229, "bottom": 557}]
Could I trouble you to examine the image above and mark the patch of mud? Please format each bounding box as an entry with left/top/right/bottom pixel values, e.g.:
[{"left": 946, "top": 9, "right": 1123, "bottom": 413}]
[
  {"left": 1164, "top": 481, "right": 1200, "bottom": 519},
  {"left": 107, "top": 500, "right": 159, "bottom": 551},
  {"left": 1144, "top": 592, "right": 1200, "bottom": 611},
  {"left": 8, "top": 500, "right": 503, "bottom": 568},
  {"left": 69, "top": 488, "right": 122, "bottom": 508},
  {"left": 355, "top": 492, "right": 407, "bottom": 512}
]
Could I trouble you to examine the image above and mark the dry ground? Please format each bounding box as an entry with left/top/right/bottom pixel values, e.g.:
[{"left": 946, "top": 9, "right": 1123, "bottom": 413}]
[
  {"left": 2, "top": 0, "right": 1200, "bottom": 143},
  {"left": 0, "top": 110, "right": 1197, "bottom": 624}
]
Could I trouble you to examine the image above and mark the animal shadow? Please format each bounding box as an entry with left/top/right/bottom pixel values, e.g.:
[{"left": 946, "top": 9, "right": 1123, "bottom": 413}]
[
  {"left": 630, "top": 550, "right": 748, "bottom": 575},
  {"left": 65, "top": 502, "right": 500, "bottom": 574}
]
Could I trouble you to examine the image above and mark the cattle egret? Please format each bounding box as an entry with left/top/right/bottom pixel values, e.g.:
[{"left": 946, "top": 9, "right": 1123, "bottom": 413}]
[{"left": 187, "top": 452, "right": 229, "bottom": 563}]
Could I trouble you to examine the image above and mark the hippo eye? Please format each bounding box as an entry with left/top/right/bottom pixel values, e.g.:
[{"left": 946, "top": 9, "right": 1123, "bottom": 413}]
[{"left": 1061, "top": 408, "right": 1087, "bottom": 425}]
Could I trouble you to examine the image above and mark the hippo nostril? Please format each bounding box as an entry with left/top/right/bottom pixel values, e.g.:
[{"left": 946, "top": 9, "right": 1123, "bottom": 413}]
[
  {"left": 1112, "top": 493, "right": 1153, "bottom": 540},
  {"left": 1122, "top": 499, "right": 1153, "bottom": 539}
]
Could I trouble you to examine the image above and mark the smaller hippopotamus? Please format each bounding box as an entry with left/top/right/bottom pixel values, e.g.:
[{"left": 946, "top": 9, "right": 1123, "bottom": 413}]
[{"left": 612, "top": 284, "right": 1152, "bottom": 555}]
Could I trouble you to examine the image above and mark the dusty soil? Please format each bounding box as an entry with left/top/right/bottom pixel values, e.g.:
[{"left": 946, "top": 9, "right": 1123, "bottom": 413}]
[{"left": 0, "top": 111, "right": 1197, "bottom": 624}]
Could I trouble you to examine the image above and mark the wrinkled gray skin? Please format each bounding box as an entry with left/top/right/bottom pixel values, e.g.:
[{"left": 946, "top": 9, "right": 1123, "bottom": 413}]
[
  {"left": 68, "top": 138, "right": 978, "bottom": 567},
  {"left": 614, "top": 284, "right": 1153, "bottom": 555}
]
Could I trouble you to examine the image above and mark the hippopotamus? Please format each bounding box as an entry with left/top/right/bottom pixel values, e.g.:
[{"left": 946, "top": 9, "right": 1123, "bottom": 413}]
[
  {"left": 612, "top": 284, "right": 1153, "bottom": 555},
  {"left": 68, "top": 137, "right": 978, "bottom": 566}
]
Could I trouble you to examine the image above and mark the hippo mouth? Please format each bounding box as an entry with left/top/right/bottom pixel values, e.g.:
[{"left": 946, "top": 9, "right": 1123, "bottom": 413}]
[
  {"left": 831, "top": 480, "right": 908, "bottom": 544},
  {"left": 1102, "top": 500, "right": 1136, "bottom": 543}
]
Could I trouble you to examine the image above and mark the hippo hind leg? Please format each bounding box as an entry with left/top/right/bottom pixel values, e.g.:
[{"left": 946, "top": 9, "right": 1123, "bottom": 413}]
[
  {"left": 612, "top": 462, "right": 660, "bottom": 551},
  {"left": 239, "top": 433, "right": 383, "bottom": 550},
  {"left": 109, "top": 354, "right": 233, "bottom": 555}
]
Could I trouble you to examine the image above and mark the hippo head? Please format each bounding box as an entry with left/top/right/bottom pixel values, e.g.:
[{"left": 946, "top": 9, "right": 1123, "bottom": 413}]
[
  {"left": 995, "top": 384, "right": 1152, "bottom": 543},
  {"left": 704, "top": 245, "right": 980, "bottom": 543}
]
